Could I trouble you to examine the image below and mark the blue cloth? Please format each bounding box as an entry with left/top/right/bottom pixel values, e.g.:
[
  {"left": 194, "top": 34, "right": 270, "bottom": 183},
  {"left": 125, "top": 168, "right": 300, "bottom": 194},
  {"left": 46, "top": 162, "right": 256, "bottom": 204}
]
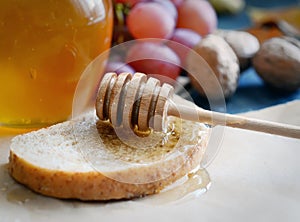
[{"left": 207, "top": 0, "right": 300, "bottom": 113}]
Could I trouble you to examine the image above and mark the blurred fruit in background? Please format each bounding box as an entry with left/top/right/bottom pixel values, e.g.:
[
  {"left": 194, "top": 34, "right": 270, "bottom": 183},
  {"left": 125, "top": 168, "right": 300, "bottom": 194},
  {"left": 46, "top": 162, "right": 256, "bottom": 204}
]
[
  {"left": 209, "top": 0, "right": 245, "bottom": 15},
  {"left": 104, "top": 61, "right": 135, "bottom": 74},
  {"left": 247, "top": 6, "right": 300, "bottom": 43},
  {"left": 167, "top": 28, "right": 202, "bottom": 66},
  {"left": 105, "top": 0, "right": 300, "bottom": 115},
  {"left": 153, "top": 0, "right": 178, "bottom": 20},
  {"left": 126, "top": 2, "right": 176, "bottom": 39},
  {"left": 177, "top": 0, "right": 217, "bottom": 36},
  {"left": 249, "top": 5, "right": 300, "bottom": 29},
  {"left": 110, "top": 0, "right": 217, "bottom": 83},
  {"left": 126, "top": 41, "right": 181, "bottom": 83}
]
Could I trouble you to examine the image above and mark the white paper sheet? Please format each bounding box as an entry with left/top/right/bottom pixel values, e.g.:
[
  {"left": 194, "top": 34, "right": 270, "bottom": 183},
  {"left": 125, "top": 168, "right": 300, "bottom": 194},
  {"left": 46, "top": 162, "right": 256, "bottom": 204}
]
[{"left": 1, "top": 101, "right": 299, "bottom": 222}]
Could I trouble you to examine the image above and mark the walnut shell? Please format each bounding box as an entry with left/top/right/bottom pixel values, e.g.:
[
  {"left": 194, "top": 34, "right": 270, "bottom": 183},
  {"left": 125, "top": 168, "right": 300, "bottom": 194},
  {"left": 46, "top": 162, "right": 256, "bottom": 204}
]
[
  {"left": 253, "top": 37, "right": 300, "bottom": 91},
  {"left": 186, "top": 34, "right": 240, "bottom": 100},
  {"left": 215, "top": 29, "right": 260, "bottom": 70}
]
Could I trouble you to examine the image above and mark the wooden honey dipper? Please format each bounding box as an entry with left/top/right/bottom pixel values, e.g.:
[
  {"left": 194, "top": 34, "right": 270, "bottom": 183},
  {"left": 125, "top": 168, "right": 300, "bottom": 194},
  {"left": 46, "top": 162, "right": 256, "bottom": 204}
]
[{"left": 96, "top": 72, "right": 300, "bottom": 139}]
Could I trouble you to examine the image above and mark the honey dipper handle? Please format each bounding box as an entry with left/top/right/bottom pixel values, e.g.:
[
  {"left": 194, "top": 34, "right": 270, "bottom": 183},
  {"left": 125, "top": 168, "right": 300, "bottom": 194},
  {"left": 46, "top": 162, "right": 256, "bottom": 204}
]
[{"left": 168, "top": 96, "right": 300, "bottom": 139}]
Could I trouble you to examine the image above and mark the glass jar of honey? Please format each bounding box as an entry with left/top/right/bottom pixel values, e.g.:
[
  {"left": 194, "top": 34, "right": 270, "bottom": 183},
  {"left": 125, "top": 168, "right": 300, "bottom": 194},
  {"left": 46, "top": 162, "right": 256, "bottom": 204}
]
[{"left": 0, "top": 0, "right": 113, "bottom": 133}]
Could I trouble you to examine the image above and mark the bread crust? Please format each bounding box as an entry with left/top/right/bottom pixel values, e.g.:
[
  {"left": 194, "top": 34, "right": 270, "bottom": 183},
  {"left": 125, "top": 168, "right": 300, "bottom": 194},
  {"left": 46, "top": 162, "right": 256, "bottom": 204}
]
[{"left": 9, "top": 140, "right": 205, "bottom": 200}]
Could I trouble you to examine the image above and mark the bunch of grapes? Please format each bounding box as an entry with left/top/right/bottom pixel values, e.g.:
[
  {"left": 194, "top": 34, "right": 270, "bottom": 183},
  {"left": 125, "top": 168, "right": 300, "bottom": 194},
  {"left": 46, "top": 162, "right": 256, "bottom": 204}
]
[{"left": 106, "top": 0, "right": 218, "bottom": 83}]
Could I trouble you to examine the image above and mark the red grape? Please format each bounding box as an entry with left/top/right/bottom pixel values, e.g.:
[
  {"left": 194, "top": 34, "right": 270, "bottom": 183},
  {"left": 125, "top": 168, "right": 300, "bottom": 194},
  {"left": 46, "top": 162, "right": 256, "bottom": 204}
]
[
  {"left": 153, "top": 0, "right": 178, "bottom": 21},
  {"left": 177, "top": 0, "right": 217, "bottom": 36},
  {"left": 167, "top": 28, "right": 202, "bottom": 65},
  {"left": 105, "top": 61, "right": 135, "bottom": 74},
  {"left": 126, "top": 2, "right": 175, "bottom": 39},
  {"left": 170, "top": 0, "right": 184, "bottom": 7},
  {"left": 126, "top": 41, "right": 181, "bottom": 82}
]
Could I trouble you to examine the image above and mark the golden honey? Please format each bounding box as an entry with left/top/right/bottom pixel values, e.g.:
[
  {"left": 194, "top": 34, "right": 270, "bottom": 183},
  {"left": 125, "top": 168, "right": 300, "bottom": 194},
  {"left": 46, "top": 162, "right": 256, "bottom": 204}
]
[{"left": 0, "top": 0, "right": 113, "bottom": 130}]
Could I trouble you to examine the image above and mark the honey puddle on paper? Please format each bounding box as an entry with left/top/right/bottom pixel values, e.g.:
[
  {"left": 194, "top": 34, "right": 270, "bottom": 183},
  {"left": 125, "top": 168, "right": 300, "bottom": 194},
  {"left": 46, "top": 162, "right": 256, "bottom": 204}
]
[
  {"left": 141, "top": 167, "right": 211, "bottom": 205},
  {"left": 6, "top": 186, "right": 37, "bottom": 205}
]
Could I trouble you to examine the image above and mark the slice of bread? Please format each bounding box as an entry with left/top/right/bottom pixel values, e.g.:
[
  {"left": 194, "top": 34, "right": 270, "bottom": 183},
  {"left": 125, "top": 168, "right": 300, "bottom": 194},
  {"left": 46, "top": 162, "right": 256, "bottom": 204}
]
[{"left": 8, "top": 111, "right": 209, "bottom": 201}]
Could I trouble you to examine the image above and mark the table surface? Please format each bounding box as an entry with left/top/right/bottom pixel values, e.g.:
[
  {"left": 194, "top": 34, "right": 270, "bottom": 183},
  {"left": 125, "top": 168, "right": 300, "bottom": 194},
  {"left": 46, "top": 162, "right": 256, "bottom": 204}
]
[
  {"left": 1, "top": 101, "right": 299, "bottom": 222},
  {"left": 191, "top": 0, "right": 300, "bottom": 114}
]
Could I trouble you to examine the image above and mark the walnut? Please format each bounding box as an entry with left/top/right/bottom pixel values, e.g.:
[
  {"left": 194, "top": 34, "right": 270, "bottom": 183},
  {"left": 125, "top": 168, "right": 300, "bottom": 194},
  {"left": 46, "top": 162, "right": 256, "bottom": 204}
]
[
  {"left": 186, "top": 34, "right": 240, "bottom": 100},
  {"left": 215, "top": 29, "right": 260, "bottom": 70},
  {"left": 253, "top": 37, "right": 300, "bottom": 91}
]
